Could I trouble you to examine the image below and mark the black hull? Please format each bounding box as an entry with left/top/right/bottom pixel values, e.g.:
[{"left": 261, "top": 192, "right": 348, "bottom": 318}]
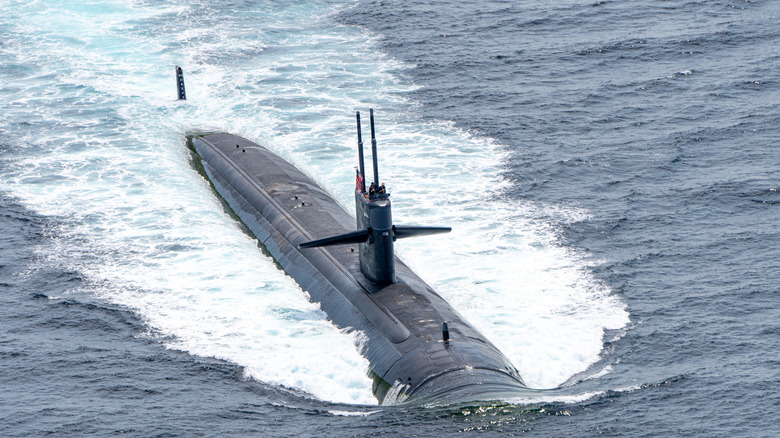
[{"left": 188, "top": 133, "right": 528, "bottom": 404}]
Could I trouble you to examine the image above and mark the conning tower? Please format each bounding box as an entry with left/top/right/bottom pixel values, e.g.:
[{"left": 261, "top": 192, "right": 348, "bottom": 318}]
[{"left": 298, "top": 109, "right": 451, "bottom": 285}]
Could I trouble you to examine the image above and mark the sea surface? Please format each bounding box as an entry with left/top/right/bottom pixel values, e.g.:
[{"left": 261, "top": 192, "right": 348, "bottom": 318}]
[{"left": 1, "top": 0, "right": 778, "bottom": 436}]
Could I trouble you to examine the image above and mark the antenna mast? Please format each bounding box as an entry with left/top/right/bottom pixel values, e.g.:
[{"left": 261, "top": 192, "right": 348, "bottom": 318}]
[
  {"left": 370, "top": 108, "right": 379, "bottom": 186},
  {"left": 356, "top": 111, "right": 366, "bottom": 193}
]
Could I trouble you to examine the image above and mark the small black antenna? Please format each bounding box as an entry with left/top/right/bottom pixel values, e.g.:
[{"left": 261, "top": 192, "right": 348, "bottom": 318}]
[
  {"left": 356, "top": 111, "right": 366, "bottom": 193},
  {"left": 175, "top": 66, "right": 186, "bottom": 100},
  {"left": 369, "top": 108, "right": 379, "bottom": 186}
]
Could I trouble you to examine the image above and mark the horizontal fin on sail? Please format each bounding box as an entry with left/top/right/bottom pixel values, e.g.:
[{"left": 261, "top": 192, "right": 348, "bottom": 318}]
[
  {"left": 299, "top": 226, "right": 451, "bottom": 250},
  {"left": 298, "top": 229, "right": 370, "bottom": 249},
  {"left": 392, "top": 225, "right": 452, "bottom": 240}
]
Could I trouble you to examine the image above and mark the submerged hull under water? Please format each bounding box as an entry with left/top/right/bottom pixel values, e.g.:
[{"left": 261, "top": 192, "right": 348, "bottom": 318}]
[{"left": 188, "top": 133, "right": 529, "bottom": 404}]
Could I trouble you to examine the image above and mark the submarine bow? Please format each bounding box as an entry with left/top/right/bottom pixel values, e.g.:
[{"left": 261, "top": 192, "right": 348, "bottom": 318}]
[{"left": 188, "top": 112, "right": 528, "bottom": 404}]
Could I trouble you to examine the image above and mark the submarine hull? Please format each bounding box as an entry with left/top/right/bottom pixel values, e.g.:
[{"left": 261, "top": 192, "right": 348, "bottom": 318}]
[{"left": 188, "top": 133, "right": 528, "bottom": 404}]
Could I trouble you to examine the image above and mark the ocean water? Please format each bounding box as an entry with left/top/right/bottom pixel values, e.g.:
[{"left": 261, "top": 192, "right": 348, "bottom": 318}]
[{"left": 1, "top": 0, "right": 777, "bottom": 436}]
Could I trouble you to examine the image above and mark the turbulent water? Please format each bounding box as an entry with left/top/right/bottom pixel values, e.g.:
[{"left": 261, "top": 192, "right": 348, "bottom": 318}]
[{"left": 1, "top": 0, "right": 778, "bottom": 436}]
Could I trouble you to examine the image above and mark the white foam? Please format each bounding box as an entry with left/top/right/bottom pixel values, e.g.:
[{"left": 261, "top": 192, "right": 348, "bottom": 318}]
[
  {"left": 327, "top": 409, "right": 381, "bottom": 417},
  {"left": 504, "top": 390, "right": 607, "bottom": 406},
  {"left": 503, "top": 382, "right": 645, "bottom": 407},
  {"left": 584, "top": 364, "right": 614, "bottom": 381}
]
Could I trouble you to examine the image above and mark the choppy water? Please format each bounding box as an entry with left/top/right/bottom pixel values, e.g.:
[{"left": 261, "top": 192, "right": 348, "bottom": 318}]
[{"left": 1, "top": 0, "right": 778, "bottom": 436}]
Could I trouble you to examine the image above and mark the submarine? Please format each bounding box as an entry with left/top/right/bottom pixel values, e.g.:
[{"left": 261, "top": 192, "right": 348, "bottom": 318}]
[{"left": 181, "top": 71, "right": 529, "bottom": 404}]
